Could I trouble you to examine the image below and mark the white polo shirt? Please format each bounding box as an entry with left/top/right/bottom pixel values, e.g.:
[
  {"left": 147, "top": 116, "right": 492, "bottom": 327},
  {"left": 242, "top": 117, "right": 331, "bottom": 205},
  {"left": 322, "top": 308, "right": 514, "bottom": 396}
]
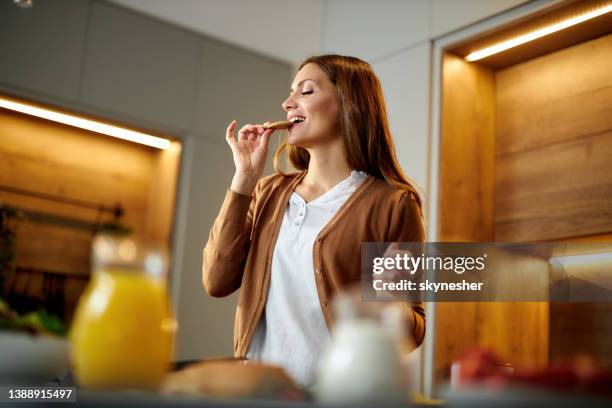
[{"left": 246, "top": 170, "right": 369, "bottom": 387}]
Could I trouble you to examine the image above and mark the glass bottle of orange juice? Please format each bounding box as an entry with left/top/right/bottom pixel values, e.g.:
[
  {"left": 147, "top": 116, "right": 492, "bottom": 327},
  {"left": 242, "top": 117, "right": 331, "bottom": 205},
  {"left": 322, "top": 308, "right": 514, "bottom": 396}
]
[{"left": 70, "top": 234, "right": 175, "bottom": 390}]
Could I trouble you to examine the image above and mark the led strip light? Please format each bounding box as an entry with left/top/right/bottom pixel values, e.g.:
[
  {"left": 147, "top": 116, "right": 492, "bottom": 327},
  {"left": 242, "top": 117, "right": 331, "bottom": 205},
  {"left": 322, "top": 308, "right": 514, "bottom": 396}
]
[
  {"left": 0, "top": 97, "right": 171, "bottom": 150},
  {"left": 466, "top": 3, "right": 612, "bottom": 61}
]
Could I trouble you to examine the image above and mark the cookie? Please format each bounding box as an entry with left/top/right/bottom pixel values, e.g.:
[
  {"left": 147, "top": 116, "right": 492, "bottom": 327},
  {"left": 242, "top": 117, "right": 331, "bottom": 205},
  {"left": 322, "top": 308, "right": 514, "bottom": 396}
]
[{"left": 263, "top": 120, "right": 292, "bottom": 130}]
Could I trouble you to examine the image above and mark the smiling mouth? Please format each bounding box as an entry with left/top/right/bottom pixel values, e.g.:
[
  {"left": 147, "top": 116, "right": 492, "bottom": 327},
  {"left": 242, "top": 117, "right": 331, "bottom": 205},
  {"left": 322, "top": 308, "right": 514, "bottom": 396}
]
[{"left": 289, "top": 116, "right": 306, "bottom": 131}]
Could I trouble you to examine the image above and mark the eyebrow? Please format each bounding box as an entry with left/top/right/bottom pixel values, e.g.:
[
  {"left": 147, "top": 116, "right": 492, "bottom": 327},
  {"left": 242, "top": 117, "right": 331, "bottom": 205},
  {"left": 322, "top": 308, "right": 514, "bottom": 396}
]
[{"left": 290, "top": 79, "right": 316, "bottom": 93}]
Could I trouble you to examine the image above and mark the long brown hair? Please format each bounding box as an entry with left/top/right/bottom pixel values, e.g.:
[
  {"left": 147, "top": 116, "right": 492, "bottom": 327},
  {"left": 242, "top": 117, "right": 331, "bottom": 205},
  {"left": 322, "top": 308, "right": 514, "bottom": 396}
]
[{"left": 274, "top": 54, "right": 423, "bottom": 208}]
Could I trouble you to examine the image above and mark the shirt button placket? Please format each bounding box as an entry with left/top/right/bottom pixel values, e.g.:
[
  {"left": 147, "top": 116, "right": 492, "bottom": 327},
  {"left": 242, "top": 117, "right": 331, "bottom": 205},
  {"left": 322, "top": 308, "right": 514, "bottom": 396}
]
[{"left": 314, "top": 236, "right": 322, "bottom": 275}]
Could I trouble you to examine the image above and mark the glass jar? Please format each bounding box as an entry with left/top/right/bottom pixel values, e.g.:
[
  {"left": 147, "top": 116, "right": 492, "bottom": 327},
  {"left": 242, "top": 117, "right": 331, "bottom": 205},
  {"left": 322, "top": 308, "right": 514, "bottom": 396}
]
[
  {"left": 315, "top": 290, "right": 413, "bottom": 403},
  {"left": 70, "top": 234, "right": 175, "bottom": 390}
]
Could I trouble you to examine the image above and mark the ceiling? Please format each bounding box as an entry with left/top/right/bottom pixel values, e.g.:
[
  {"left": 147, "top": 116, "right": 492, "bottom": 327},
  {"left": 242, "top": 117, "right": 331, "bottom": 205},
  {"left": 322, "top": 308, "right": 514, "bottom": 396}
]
[{"left": 109, "top": 0, "right": 323, "bottom": 66}]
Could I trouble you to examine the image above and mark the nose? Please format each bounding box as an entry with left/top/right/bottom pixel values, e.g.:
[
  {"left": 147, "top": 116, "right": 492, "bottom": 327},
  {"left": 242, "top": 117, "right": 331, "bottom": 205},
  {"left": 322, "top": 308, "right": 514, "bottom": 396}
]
[{"left": 282, "top": 94, "right": 296, "bottom": 112}]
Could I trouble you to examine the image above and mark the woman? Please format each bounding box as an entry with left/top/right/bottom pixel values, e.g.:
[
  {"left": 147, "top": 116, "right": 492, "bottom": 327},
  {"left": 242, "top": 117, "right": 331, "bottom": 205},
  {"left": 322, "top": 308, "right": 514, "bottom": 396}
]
[{"left": 203, "top": 55, "right": 425, "bottom": 387}]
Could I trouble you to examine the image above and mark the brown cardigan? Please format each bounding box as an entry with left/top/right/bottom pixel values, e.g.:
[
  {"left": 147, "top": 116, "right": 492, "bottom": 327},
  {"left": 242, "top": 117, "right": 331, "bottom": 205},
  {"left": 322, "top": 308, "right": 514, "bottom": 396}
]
[{"left": 202, "top": 170, "right": 425, "bottom": 357}]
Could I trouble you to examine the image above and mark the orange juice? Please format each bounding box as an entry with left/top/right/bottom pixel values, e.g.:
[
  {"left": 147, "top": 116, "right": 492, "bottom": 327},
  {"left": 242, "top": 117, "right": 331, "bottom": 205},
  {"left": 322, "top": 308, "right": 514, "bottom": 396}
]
[{"left": 70, "top": 269, "right": 174, "bottom": 390}]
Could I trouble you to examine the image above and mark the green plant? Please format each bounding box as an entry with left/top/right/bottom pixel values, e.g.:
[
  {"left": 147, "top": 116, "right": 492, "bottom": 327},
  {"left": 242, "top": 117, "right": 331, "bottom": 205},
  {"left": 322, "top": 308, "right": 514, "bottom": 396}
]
[{"left": 0, "top": 298, "right": 66, "bottom": 336}]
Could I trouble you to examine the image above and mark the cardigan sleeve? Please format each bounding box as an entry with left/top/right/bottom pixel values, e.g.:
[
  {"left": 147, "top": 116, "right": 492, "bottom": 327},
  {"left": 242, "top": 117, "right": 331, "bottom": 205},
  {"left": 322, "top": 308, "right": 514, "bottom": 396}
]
[
  {"left": 202, "top": 181, "right": 260, "bottom": 297},
  {"left": 388, "top": 190, "right": 427, "bottom": 348}
]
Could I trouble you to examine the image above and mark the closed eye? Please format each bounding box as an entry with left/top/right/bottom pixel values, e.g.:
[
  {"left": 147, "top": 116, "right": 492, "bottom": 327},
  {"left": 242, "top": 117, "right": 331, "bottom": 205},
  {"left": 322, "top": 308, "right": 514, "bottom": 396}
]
[{"left": 301, "top": 90, "right": 313, "bottom": 95}]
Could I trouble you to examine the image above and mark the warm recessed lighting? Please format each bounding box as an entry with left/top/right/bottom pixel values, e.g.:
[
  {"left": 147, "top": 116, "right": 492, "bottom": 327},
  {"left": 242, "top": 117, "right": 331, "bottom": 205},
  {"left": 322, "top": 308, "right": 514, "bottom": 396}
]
[
  {"left": 466, "top": 3, "right": 612, "bottom": 62},
  {"left": 0, "top": 97, "right": 171, "bottom": 149}
]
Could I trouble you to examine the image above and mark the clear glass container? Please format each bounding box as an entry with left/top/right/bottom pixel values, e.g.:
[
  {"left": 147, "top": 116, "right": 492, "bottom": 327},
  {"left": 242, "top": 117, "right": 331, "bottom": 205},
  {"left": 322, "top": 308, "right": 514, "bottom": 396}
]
[
  {"left": 315, "top": 289, "right": 413, "bottom": 403},
  {"left": 70, "top": 234, "right": 175, "bottom": 390}
]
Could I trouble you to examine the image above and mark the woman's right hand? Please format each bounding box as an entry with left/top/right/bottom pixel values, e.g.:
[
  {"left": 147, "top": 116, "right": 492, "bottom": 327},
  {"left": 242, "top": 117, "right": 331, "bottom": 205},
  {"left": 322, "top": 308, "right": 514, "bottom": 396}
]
[{"left": 226, "top": 120, "right": 275, "bottom": 195}]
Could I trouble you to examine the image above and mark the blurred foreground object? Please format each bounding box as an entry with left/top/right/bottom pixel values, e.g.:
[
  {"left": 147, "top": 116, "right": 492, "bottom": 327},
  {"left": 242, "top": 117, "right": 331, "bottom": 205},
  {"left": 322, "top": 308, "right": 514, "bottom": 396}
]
[
  {"left": 70, "top": 234, "right": 175, "bottom": 390},
  {"left": 162, "top": 359, "right": 304, "bottom": 401},
  {"left": 452, "top": 348, "right": 612, "bottom": 398},
  {"left": 315, "top": 290, "right": 413, "bottom": 403},
  {"left": 0, "top": 331, "right": 68, "bottom": 385}
]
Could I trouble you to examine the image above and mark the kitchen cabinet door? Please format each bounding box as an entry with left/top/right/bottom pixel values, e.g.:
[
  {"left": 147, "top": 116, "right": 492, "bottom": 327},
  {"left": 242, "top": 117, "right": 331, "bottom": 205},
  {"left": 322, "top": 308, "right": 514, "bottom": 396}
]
[
  {"left": 0, "top": 0, "right": 89, "bottom": 101},
  {"left": 80, "top": 1, "right": 199, "bottom": 131}
]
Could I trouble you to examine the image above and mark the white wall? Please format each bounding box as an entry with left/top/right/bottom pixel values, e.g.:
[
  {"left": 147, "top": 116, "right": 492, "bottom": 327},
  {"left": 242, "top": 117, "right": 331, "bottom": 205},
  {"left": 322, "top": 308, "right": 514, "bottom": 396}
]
[
  {"left": 322, "top": 1, "right": 430, "bottom": 62},
  {"left": 372, "top": 43, "right": 431, "bottom": 198},
  {"left": 430, "top": 0, "right": 532, "bottom": 37},
  {"left": 110, "top": 0, "right": 323, "bottom": 65}
]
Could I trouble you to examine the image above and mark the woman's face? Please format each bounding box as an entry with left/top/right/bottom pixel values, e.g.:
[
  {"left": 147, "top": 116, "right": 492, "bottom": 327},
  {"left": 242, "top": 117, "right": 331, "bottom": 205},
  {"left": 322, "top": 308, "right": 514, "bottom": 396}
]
[{"left": 282, "top": 63, "right": 341, "bottom": 147}]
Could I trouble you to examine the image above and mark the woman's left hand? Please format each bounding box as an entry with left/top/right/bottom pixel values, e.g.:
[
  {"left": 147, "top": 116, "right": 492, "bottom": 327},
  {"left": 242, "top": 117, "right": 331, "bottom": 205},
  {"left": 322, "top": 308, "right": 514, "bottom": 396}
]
[{"left": 372, "top": 242, "right": 411, "bottom": 288}]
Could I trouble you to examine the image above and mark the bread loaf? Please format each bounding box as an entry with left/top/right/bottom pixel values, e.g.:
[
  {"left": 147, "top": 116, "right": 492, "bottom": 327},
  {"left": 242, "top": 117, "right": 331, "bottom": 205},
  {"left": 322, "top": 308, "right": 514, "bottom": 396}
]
[{"left": 162, "top": 358, "right": 304, "bottom": 400}]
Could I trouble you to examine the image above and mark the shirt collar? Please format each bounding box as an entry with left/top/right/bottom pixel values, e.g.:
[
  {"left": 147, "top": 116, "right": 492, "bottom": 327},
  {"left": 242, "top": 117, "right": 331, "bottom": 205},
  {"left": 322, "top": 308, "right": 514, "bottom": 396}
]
[{"left": 291, "top": 170, "right": 369, "bottom": 206}]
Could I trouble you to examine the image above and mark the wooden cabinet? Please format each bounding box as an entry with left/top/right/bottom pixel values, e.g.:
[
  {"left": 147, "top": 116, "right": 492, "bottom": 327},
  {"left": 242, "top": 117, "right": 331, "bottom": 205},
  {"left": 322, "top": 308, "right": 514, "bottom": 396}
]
[
  {"left": 0, "top": 106, "right": 181, "bottom": 321},
  {"left": 495, "top": 34, "right": 612, "bottom": 241},
  {"left": 435, "top": 3, "right": 612, "bottom": 383}
]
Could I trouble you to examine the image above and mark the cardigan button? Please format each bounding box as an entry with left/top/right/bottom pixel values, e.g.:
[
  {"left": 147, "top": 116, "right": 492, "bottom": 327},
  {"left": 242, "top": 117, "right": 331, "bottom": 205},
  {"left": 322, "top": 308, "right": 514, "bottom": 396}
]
[{"left": 315, "top": 268, "right": 321, "bottom": 274}]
